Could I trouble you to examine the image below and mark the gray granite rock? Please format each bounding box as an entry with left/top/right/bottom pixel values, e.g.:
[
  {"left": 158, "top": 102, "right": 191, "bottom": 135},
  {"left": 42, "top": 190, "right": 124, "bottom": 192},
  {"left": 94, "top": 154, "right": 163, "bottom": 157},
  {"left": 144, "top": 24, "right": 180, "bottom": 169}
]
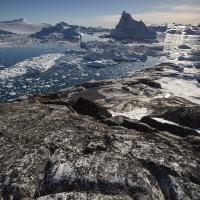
[{"left": 0, "top": 64, "right": 200, "bottom": 199}]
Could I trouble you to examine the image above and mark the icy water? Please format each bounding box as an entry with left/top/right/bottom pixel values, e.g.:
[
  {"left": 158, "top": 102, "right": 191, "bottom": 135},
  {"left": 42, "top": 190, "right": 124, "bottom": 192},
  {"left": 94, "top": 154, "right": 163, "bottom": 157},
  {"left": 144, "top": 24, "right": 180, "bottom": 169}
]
[{"left": 0, "top": 33, "right": 199, "bottom": 102}]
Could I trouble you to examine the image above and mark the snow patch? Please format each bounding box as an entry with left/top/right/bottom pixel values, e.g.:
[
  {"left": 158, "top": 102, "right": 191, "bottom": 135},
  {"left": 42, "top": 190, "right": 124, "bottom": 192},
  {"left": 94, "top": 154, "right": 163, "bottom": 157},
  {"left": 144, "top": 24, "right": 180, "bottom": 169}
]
[
  {"left": 110, "top": 107, "right": 152, "bottom": 120},
  {"left": 157, "top": 77, "right": 200, "bottom": 104},
  {"left": 153, "top": 117, "right": 200, "bottom": 134}
]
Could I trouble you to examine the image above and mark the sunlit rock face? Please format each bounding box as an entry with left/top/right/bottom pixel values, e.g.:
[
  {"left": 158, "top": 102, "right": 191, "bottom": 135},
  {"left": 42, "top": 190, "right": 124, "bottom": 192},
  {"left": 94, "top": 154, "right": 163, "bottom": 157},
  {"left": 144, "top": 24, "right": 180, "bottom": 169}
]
[{"left": 110, "top": 11, "right": 156, "bottom": 39}]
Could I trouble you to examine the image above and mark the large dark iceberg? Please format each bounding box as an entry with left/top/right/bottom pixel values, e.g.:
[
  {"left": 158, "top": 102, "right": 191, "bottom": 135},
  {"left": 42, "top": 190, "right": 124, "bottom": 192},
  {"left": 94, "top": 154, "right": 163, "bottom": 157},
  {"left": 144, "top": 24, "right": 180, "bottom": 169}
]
[{"left": 110, "top": 11, "right": 156, "bottom": 39}]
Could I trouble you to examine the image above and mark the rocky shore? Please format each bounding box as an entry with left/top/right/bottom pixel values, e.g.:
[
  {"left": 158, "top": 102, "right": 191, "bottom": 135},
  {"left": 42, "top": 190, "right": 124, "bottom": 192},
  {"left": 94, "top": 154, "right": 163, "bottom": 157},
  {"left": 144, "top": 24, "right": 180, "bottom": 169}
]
[{"left": 0, "top": 63, "right": 200, "bottom": 199}]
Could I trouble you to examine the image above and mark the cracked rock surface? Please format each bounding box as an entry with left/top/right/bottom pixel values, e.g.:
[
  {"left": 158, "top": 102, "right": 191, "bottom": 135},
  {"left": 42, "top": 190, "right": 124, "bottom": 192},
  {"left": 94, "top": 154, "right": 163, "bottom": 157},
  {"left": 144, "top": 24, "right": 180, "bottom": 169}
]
[{"left": 0, "top": 64, "right": 200, "bottom": 199}]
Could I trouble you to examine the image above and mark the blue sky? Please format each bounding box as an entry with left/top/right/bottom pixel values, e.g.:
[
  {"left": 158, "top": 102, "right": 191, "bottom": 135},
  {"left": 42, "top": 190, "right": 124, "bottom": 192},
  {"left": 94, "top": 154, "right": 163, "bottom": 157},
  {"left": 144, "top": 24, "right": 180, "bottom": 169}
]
[{"left": 0, "top": 0, "right": 200, "bottom": 27}]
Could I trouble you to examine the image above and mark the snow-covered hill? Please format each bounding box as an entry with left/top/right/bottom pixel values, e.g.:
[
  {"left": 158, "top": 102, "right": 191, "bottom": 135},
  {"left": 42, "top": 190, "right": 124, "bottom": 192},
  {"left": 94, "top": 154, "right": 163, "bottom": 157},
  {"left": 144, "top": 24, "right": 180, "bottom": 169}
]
[{"left": 0, "top": 18, "right": 51, "bottom": 34}]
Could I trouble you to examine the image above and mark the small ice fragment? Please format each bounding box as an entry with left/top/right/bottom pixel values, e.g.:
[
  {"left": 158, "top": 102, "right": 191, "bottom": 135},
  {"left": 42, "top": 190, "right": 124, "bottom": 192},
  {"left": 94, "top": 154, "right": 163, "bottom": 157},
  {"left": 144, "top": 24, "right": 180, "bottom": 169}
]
[
  {"left": 94, "top": 73, "right": 100, "bottom": 76},
  {"left": 9, "top": 92, "right": 16, "bottom": 96}
]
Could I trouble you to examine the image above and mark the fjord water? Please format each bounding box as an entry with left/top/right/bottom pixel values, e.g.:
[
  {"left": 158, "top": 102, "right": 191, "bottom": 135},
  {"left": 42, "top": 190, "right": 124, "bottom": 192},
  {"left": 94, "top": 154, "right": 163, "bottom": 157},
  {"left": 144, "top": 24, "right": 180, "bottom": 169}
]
[{"left": 0, "top": 33, "right": 199, "bottom": 102}]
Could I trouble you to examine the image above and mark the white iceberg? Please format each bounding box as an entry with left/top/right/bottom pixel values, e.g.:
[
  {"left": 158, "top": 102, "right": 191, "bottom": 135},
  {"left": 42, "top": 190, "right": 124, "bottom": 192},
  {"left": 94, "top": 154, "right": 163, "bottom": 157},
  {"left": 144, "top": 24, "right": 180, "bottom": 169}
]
[
  {"left": 110, "top": 11, "right": 156, "bottom": 39},
  {"left": 83, "top": 44, "right": 148, "bottom": 62},
  {"left": 58, "top": 61, "right": 81, "bottom": 68},
  {"left": 65, "top": 48, "right": 86, "bottom": 54},
  {"left": 85, "top": 59, "right": 118, "bottom": 67}
]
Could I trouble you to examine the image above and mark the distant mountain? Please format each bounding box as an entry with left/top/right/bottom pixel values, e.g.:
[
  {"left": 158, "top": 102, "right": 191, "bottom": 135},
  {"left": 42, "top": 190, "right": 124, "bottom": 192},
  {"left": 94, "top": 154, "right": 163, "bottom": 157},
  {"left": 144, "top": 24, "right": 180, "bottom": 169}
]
[
  {"left": 110, "top": 11, "right": 156, "bottom": 39},
  {"left": 0, "top": 18, "right": 51, "bottom": 34}
]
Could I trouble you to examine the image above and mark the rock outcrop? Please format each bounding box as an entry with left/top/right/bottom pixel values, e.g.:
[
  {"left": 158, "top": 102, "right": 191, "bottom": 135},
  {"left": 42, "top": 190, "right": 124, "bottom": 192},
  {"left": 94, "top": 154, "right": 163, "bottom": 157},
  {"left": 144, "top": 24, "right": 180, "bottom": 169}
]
[
  {"left": 110, "top": 11, "right": 156, "bottom": 39},
  {"left": 0, "top": 64, "right": 200, "bottom": 199}
]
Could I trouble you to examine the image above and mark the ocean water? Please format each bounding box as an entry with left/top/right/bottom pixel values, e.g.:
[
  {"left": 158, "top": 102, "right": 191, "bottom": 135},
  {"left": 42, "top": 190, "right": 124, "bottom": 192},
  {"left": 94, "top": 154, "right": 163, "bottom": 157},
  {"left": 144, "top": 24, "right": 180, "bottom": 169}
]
[{"left": 0, "top": 33, "right": 199, "bottom": 102}]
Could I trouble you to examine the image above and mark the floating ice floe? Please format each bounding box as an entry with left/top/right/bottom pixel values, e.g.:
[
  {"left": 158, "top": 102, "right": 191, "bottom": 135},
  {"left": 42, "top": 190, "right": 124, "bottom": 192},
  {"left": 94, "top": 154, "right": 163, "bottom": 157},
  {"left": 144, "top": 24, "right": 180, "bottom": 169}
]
[
  {"left": 150, "top": 23, "right": 200, "bottom": 35},
  {"left": 85, "top": 59, "right": 118, "bottom": 68},
  {"left": 84, "top": 47, "right": 147, "bottom": 62},
  {"left": 65, "top": 48, "right": 87, "bottom": 54},
  {"left": 0, "top": 53, "right": 64, "bottom": 80},
  {"left": 178, "top": 49, "right": 200, "bottom": 62},
  {"left": 178, "top": 45, "right": 191, "bottom": 49},
  {"left": 82, "top": 40, "right": 164, "bottom": 61},
  {"left": 58, "top": 61, "right": 81, "bottom": 68}
]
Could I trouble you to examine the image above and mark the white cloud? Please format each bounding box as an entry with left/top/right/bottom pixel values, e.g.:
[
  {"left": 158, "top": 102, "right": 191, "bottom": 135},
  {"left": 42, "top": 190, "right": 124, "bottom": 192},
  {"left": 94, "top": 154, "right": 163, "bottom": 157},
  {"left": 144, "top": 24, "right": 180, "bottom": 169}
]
[
  {"left": 100, "top": 9, "right": 200, "bottom": 26},
  {"left": 173, "top": 5, "right": 200, "bottom": 12},
  {"left": 132, "top": 12, "right": 200, "bottom": 25},
  {"left": 52, "top": 4, "right": 200, "bottom": 28},
  {"left": 100, "top": 15, "right": 121, "bottom": 23}
]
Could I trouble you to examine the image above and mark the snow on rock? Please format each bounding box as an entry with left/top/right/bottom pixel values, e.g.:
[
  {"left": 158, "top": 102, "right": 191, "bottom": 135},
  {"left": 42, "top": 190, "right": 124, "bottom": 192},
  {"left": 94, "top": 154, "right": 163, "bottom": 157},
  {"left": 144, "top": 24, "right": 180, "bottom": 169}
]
[
  {"left": 85, "top": 59, "right": 118, "bottom": 67},
  {"left": 0, "top": 54, "right": 64, "bottom": 80},
  {"left": 110, "top": 11, "right": 156, "bottom": 39},
  {"left": 110, "top": 107, "right": 152, "bottom": 120},
  {"left": 0, "top": 18, "right": 51, "bottom": 34},
  {"left": 157, "top": 76, "right": 200, "bottom": 105}
]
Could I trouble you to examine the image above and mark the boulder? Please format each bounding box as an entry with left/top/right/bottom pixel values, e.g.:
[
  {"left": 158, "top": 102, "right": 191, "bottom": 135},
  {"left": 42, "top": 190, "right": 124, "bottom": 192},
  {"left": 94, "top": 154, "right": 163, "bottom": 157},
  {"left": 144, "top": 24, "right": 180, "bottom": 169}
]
[
  {"left": 73, "top": 97, "right": 112, "bottom": 119},
  {"left": 160, "top": 107, "right": 200, "bottom": 129}
]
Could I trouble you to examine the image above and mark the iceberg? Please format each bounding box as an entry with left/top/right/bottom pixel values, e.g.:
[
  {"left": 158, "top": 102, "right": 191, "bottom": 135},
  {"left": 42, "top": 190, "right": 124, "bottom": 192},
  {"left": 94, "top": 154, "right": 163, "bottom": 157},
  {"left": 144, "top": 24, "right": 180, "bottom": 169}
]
[
  {"left": 85, "top": 59, "right": 118, "bottom": 68},
  {"left": 150, "top": 23, "right": 200, "bottom": 35},
  {"left": 65, "top": 48, "right": 87, "bottom": 54},
  {"left": 110, "top": 11, "right": 156, "bottom": 39}
]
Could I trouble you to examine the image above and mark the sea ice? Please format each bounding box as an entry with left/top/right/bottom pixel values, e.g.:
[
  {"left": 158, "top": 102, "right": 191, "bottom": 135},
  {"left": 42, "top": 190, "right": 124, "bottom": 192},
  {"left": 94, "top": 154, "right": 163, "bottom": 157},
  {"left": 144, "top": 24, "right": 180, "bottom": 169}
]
[
  {"left": 58, "top": 61, "right": 81, "bottom": 68},
  {"left": 65, "top": 48, "right": 86, "bottom": 54},
  {"left": 150, "top": 23, "right": 200, "bottom": 35},
  {"left": 0, "top": 53, "right": 64, "bottom": 80},
  {"left": 85, "top": 59, "right": 118, "bottom": 68}
]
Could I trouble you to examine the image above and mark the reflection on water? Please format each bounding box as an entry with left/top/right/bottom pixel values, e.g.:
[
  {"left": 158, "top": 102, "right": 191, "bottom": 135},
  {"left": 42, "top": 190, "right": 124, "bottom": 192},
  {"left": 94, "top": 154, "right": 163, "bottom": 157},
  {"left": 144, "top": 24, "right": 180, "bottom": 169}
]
[{"left": 157, "top": 33, "right": 200, "bottom": 46}]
